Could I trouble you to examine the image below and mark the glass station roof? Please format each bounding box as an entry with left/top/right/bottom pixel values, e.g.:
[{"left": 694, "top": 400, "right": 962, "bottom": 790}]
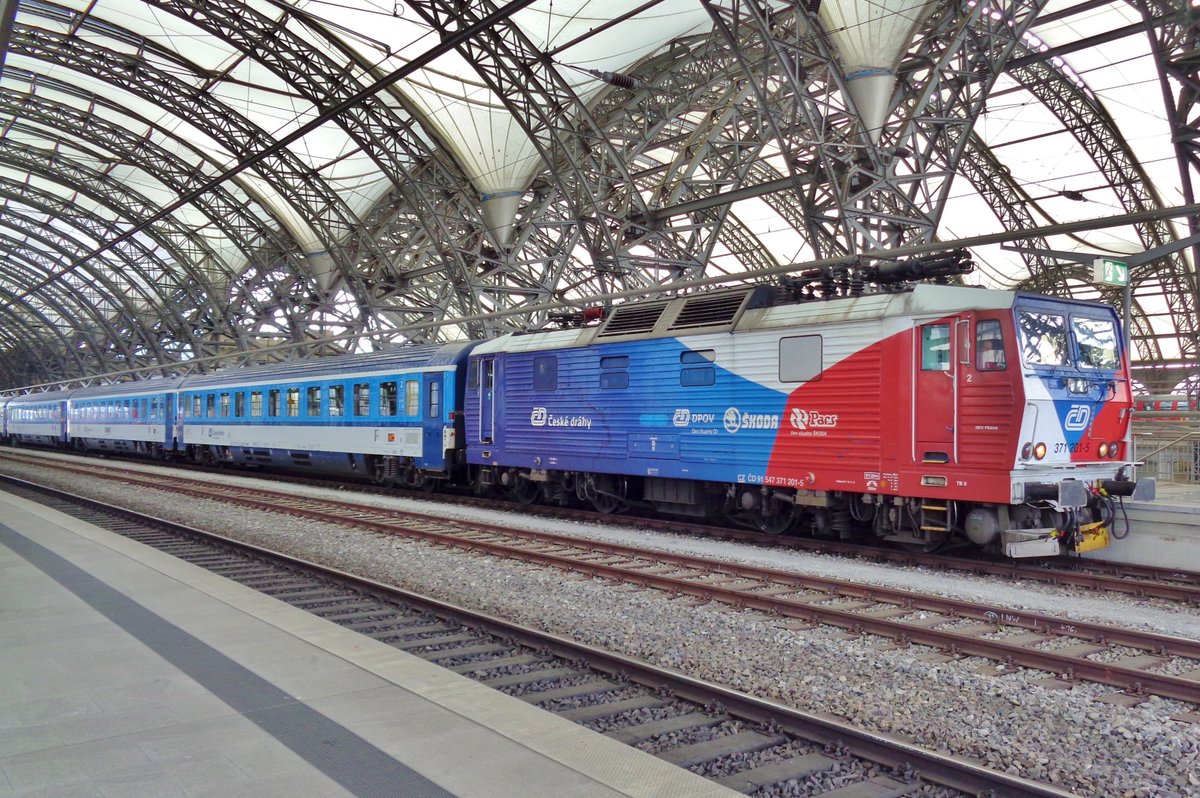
[{"left": 0, "top": 0, "right": 1195, "bottom": 394}]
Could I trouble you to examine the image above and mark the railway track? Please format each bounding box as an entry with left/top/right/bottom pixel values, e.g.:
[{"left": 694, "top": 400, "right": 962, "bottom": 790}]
[
  {"left": 3, "top": 447, "right": 1198, "bottom": 605},
  {"left": 0, "top": 474, "right": 1083, "bottom": 798},
  {"left": 5, "top": 452, "right": 1200, "bottom": 710}
]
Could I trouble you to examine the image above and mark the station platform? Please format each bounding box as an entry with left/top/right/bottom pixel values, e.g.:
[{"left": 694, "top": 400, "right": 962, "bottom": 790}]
[
  {"left": 0, "top": 490, "right": 734, "bottom": 798},
  {"left": 1086, "top": 481, "right": 1200, "bottom": 569}
]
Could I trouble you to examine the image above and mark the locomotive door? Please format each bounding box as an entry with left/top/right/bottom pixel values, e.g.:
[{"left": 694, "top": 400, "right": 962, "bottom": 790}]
[
  {"left": 478, "top": 356, "right": 496, "bottom": 444},
  {"left": 913, "top": 319, "right": 960, "bottom": 463}
]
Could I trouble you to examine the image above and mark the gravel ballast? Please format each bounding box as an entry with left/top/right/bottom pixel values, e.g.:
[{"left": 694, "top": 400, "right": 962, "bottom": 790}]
[{"left": 4, "top": 454, "right": 1199, "bottom": 797}]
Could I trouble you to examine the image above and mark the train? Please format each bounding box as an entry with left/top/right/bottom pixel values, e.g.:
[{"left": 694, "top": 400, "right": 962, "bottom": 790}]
[{"left": 1, "top": 279, "right": 1154, "bottom": 559}]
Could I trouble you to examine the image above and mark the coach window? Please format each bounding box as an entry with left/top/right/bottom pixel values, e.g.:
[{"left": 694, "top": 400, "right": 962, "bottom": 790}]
[
  {"left": 976, "top": 320, "right": 1007, "bottom": 370},
  {"left": 921, "top": 325, "right": 952, "bottom": 371},
  {"left": 269, "top": 389, "right": 281, "bottom": 417},
  {"left": 234, "top": 392, "right": 246, "bottom": 418},
  {"left": 306, "top": 386, "right": 321, "bottom": 416},
  {"left": 428, "top": 380, "right": 441, "bottom": 418},
  {"left": 205, "top": 394, "right": 216, "bottom": 418},
  {"left": 380, "top": 381, "right": 398, "bottom": 415},
  {"left": 600, "top": 355, "right": 629, "bottom": 389},
  {"left": 1018, "top": 310, "right": 1068, "bottom": 366},
  {"left": 219, "top": 393, "right": 230, "bottom": 417},
  {"left": 287, "top": 387, "right": 300, "bottom": 417},
  {"left": 250, "top": 391, "right": 263, "bottom": 417},
  {"left": 353, "top": 383, "right": 370, "bottom": 416},
  {"left": 329, "top": 385, "right": 344, "bottom": 417},
  {"left": 405, "top": 380, "right": 419, "bottom": 417},
  {"left": 532, "top": 356, "right": 557, "bottom": 391},
  {"left": 779, "top": 336, "right": 823, "bottom": 382}
]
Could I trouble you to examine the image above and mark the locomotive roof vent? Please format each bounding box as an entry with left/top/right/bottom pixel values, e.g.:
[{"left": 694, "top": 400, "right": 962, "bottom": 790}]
[
  {"left": 595, "top": 300, "right": 669, "bottom": 338},
  {"left": 667, "top": 288, "right": 762, "bottom": 332}
]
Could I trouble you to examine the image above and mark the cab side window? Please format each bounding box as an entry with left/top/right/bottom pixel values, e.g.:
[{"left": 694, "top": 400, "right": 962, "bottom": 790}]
[
  {"left": 921, "top": 324, "right": 951, "bottom": 371},
  {"left": 976, "top": 320, "right": 1007, "bottom": 370}
]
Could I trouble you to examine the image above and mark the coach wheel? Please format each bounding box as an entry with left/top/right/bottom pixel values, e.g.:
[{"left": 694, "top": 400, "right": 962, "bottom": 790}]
[{"left": 510, "top": 476, "right": 541, "bottom": 505}]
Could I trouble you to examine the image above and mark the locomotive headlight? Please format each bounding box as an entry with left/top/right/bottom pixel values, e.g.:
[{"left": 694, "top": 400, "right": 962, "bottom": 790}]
[
  {"left": 1098, "top": 442, "right": 1110, "bottom": 458},
  {"left": 1021, "top": 442, "right": 1033, "bottom": 460},
  {"left": 1033, "top": 442, "right": 1047, "bottom": 460},
  {"left": 1109, "top": 441, "right": 1120, "bottom": 458}
]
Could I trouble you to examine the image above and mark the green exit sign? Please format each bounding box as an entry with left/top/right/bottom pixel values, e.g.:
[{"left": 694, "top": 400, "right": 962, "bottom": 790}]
[{"left": 1093, "top": 258, "right": 1129, "bottom": 286}]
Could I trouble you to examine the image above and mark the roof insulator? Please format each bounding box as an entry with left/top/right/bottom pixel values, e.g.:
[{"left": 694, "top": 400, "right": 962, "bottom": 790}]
[{"left": 587, "top": 69, "right": 641, "bottom": 90}]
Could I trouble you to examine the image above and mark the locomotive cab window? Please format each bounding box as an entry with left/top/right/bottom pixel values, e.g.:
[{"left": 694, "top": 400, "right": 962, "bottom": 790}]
[
  {"left": 921, "top": 324, "right": 951, "bottom": 371},
  {"left": 1018, "top": 311, "right": 1068, "bottom": 366},
  {"left": 976, "top": 320, "right": 1007, "bottom": 370},
  {"left": 1072, "top": 316, "right": 1119, "bottom": 370},
  {"left": 532, "top": 356, "right": 557, "bottom": 391}
]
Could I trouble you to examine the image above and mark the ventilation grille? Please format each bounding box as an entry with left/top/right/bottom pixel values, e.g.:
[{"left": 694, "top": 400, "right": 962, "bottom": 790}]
[
  {"left": 596, "top": 301, "right": 669, "bottom": 337},
  {"left": 668, "top": 290, "right": 752, "bottom": 331}
]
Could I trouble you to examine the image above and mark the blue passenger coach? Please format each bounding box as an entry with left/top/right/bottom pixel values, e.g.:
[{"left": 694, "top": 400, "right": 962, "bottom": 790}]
[
  {"left": 7, "top": 389, "right": 72, "bottom": 447},
  {"left": 69, "top": 379, "right": 184, "bottom": 457},
  {"left": 178, "top": 343, "right": 477, "bottom": 486},
  {"left": 0, "top": 396, "right": 10, "bottom": 444}
]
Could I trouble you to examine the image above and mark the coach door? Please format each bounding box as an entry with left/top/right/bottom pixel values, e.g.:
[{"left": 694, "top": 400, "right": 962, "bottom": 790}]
[
  {"left": 913, "top": 319, "right": 961, "bottom": 463},
  {"left": 477, "top": 356, "right": 496, "bottom": 444}
]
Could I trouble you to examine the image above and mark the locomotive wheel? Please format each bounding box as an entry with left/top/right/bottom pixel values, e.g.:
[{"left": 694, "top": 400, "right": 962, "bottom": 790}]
[
  {"left": 591, "top": 492, "right": 627, "bottom": 514},
  {"left": 756, "top": 510, "right": 797, "bottom": 535},
  {"left": 585, "top": 473, "right": 628, "bottom": 514},
  {"left": 510, "top": 476, "right": 541, "bottom": 505}
]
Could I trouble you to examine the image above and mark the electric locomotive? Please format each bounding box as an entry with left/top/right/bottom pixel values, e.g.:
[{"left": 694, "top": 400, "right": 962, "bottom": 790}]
[{"left": 464, "top": 277, "right": 1152, "bottom": 558}]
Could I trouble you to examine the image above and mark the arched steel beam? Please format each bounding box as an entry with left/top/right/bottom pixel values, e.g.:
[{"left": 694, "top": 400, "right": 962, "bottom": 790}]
[
  {"left": 953, "top": 134, "right": 1159, "bottom": 360},
  {"left": 0, "top": 136, "right": 236, "bottom": 306},
  {"left": 0, "top": 180, "right": 200, "bottom": 344},
  {"left": 400, "top": 0, "right": 664, "bottom": 270},
  {"left": 140, "top": 0, "right": 490, "bottom": 328},
  {"left": 7, "top": 7, "right": 367, "bottom": 307},
  {"left": 0, "top": 83, "right": 308, "bottom": 350},
  {"left": 1005, "top": 46, "right": 1197, "bottom": 367},
  {"left": 0, "top": 74, "right": 306, "bottom": 286},
  {"left": 1137, "top": 0, "right": 1200, "bottom": 316}
]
